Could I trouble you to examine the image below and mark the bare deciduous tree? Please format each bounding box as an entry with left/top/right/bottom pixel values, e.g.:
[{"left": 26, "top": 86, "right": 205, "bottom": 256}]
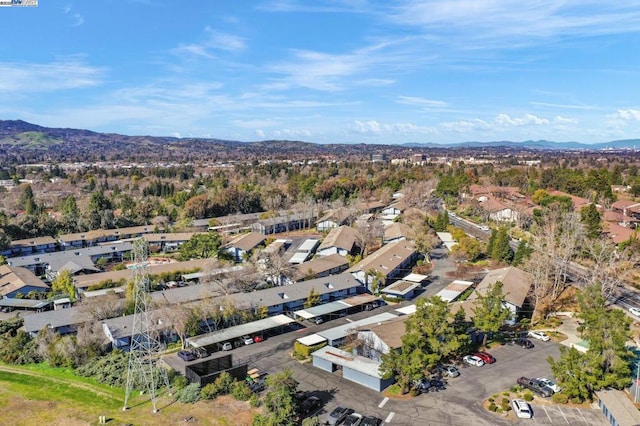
[{"left": 78, "top": 292, "right": 125, "bottom": 321}]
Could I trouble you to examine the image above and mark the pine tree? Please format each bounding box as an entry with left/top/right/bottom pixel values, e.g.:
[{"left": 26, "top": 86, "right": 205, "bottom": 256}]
[
  {"left": 512, "top": 240, "right": 532, "bottom": 266},
  {"left": 491, "top": 227, "right": 513, "bottom": 263},
  {"left": 580, "top": 203, "right": 602, "bottom": 239}
]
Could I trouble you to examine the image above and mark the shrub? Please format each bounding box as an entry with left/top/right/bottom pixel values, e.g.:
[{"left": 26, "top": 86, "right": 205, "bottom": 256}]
[
  {"left": 500, "top": 400, "right": 510, "bottom": 412},
  {"left": 201, "top": 372, "right": 235, "bottom": 400},
  {"left": 552, "top": 392, "right": 569, "bottom": 404},
  {"left": 570, "top": 397, "right": 584, "bottom": 404},
  {"left": 510, "top": 385, "right": 520, "bottom": 393},
  {"left": 301, "top": 417, "right": 320, "bottom": 426},
  {"left": 488, "top": 403, "right": 498, "bottom": 412},
  {"left": 523, "top": 392, "right": 534, "bottom": 402},
  {"left": 177, "top": 383, "right": 201, "bottom": 403},
  {"left": 488, "top": 398, "right": 494, "bottom": 403},
  {"left": 231, "top": 381, "right": 253, "bottom": 401},
  {"left": 249, "top": 393, "right": 260, "bottom": 408},
  {"left": 293, "top": 341, "right": 327, "bottom": 359},
  {"left": 501, "top": 397, "right": 509, "bottom": 405},
  {"left": 172, "top": 375, "right": 189, "bottom": 390}
]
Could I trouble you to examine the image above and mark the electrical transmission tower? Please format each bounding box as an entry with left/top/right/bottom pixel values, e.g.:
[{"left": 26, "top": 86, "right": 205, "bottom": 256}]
[{"left": 123, "top": 238, "right": 170, "bottom": 413}]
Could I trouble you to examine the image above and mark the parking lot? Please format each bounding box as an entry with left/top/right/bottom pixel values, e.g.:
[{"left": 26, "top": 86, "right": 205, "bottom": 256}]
[{"left": 236, "top": 327, "right": 608, "bottom": 425}]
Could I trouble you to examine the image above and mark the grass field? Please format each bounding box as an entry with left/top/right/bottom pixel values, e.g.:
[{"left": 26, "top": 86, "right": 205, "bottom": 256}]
[{"left": 0, "top": 364, "right": 257, "bottom": 425}]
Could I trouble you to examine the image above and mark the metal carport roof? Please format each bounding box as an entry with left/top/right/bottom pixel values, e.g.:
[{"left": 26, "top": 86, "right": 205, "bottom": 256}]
[
  {"left": 293, "top": 300, "right": 351, "bottom": 320},
  {"left": 186, "top": 314, "right": 296, "bottom": 348},
  {"left": 316, "top": 312, "right": 399, "bottom": 344}
]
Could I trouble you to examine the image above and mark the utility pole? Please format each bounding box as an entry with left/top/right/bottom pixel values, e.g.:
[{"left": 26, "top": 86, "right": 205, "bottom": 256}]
[{"left": 123, "top": 238, "right": 170, "bottom": 412}]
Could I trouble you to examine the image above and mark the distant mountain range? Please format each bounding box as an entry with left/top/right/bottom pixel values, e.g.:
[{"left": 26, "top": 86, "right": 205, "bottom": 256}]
[
  {"left": 401, "top": 139, "right": 640, "bottom": 150},
  {"left": 0, "top": 119, "right": 638, "bottom": 163}
]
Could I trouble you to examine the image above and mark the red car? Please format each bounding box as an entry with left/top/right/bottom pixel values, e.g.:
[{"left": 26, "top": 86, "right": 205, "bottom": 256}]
[
  {"left": 474, "top": 351, "right": 496, "bottom": 364},
  {"left": 253, "top": 335, "right": 264, "bottom": 343}
]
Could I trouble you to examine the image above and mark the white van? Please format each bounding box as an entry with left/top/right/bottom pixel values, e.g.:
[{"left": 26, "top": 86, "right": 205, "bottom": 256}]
[{"left": 511, "top": 399, "right": 532, "bottom": 419}]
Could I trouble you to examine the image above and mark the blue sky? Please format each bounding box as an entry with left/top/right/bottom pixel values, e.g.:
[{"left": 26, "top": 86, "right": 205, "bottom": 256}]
[{"left": 2, "top": 1, "right": 640, "bottom": 144}]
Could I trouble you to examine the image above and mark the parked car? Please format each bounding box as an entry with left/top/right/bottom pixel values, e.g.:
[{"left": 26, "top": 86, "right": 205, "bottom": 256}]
[
  {"left": 361, "top": 416, "right": 383, "bottom": 426},
  {"left": 300, "top": 395, "right": 322, "bottom": 415},
  {"left": 327, "top": 406, "right": 354, "bottom": 426},
  {"left": 192, "top": 347, "right": 208, "bottom": 358},
  {"left": 435, "top": 364, "right": 460, "bottom": 378},
  {"left": 314, "top": 316, "right": 324, "bottom": 325},
  {"left": 342, "top": 413, "right": 363, "bottom": 426},
  {"left": 514, "top": 338, "right": 535, "bottom": 349},
  {"left": 629, "top": 307, "right": 640, "bottom": 317},
  {"left": 463, "top": 355, "right": 485, "bottom": 367},
  {"left": 528, "top": 330, "right": 550, "bottom": 342},
  {"left": 221, "top": 342, "right": 233, "bottom": 351},
  {"left": 517, "top": 376, "right": 554, "bottom": 398},
  {"left": 473, "top": 351, "right": 496, "bottom": 364},
  {"left": 243, "top": 335, "right": 254, "bottom": 345},
  {"left": 536, "top": 377, "right": 561, "bottom": 393},
  {"left": 253, "top": 335, "right": 264, "bottom": 343},
  {"left": 177, "top": 350, "right": 196, "bottom": 362},
  {"left": 511, "top": 399, "right": 533, "bottom": 419}
]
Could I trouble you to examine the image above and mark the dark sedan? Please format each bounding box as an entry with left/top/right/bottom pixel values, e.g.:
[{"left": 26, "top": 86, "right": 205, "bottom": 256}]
[{"left": 177, "top": 350, "right": 197, "bottom": 362}]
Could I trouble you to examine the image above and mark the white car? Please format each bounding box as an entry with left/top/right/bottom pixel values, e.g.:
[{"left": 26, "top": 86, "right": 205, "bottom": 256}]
[
  {"left": 629, "top": 307, "right": 640, "bottom": 317},
  {"left": 536, "top": 377, "right": 561, "bottom": 393},
  {"left": 242, "top": 335, "right": 254, "bottom": 345},
  {"left": 462, "top": 355, "right": 485, "bottom": 367},
  {"left": 511, "top": 399, "right": 532, "bottom": 419},
  {"left": 528, "top": 330, "right": 550, "bottom": 342}
]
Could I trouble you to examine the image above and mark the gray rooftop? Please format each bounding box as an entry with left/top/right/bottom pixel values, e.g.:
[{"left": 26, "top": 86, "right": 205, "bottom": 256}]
[
  {"left": 23, "top": 306, "right": 91, "bottom": 334},
  {"left": 7, "top": 242, "right": 133, "bottom": 270},
  {"left": 187, "top": 314, "right": 295, "bottom": 348},
  {"left": 311, "top": 345, "right": 385, "bottom": 379}
]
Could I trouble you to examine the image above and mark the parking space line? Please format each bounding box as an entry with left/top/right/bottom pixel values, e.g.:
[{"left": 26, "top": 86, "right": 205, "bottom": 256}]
[
  {"left": 385, "top": 412, "right": 395, "bottom": 423},
  {"left": 559, "top": 407, "right": 569, "bottom": 424},
  {"left": 577, "top": 408, "right": 589, "bottom": 424},
  {"left": 378, "top": 397, "right": 389, "bottom": 408},
  {"left": 541, "top": 405, "right": 553, "bottom": 423}
]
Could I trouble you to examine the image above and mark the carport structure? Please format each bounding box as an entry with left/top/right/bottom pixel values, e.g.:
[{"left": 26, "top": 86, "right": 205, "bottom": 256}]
[
  {"left": 312, "top": 345, "right": 395, "bottom": 391},
  {"left": 293, "top": 294, "right": 381, "bottom": 321},
  {"left": 186, "top": 314, "right": 297, "bottom": 351}
]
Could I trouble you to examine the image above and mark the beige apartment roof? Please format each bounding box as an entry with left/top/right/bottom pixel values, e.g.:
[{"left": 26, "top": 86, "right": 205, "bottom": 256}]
[
  {"left": 318, "top": 225, "right": 357, "bottom": 252},
  {"left": 9, "top": 236, "right": 57, "bottom": 248},
  {"left": 468, "top": 266, "right": 531, "bottom": 308},
  {"left": 359, "top": 315, "right": 409, "bottom": 350},
  {"left": 347, "top": 240, "right": 417, "bottom": 278},
  {"left": 226, "top": 232, "right": 266, "bottom": 251},
  {"left": 0, "top": 265, "right": 49, "bottom": 296}
]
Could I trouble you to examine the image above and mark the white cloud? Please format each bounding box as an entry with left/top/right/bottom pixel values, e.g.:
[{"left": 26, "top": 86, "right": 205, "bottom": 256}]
[
  {"left": 255, "top": 129, "right": 265, "bottom": 138},
  {"left": 387, "top": 1, "right": 640, "bottom": 48},
  {"left": 495, "top": 113, "right": 549, "bottom": 127},
  {"left": 233, "top": 119, "right": 279, "bottom": 128},
  {"left": 442, "top": 113, "right": 552, "bottom": 133},
  {"left": 615, "top": 108, "right": 640, "bottom": 121},
  {"left": 171, "top": 28, "right": 246, "bottom": 58},
  {"left": 273, "top": 128, "right": 312, "bottom": 138},
  {"left": 529, "top": 101, "right": 596, "bottom": 110},
  {"left": 350, "top": 120, "right": 382, "bottom": 134},
  {"left": 553, "top": 115, "right": 578, "bottom": 124},
  {"left": 63, "top": 5, "right": 84, "bottom": 27},
  {"left": 396, "top": 95, "right": 447, "bottom": 108},
  {"left": 0, "top": 61, "right": 103, "bottom": 93}
]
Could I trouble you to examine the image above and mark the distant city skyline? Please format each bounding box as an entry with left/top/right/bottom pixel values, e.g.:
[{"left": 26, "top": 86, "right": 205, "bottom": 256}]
[{"left": 2, "top": 1, "right": 640, "bottom": 144}]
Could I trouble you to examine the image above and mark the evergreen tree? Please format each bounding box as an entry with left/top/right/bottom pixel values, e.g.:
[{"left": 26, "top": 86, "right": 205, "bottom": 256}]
[
  {"left": 252, "top": 370, "right": 299, "bottom": 426},
  {"left": 512, "top": 240, "right": 532, "bottom": 266},
  {"left": 491, "top": 227, "right": 513, "bottom": 263},
  {"left": 380, "top": 297, "right": 470, "bottom": 393},
  {"left": 472, "top": 281, "right": 511, "bottom": 346},
  {"left": 548, "top": 283, "right": 633, "bottom": 402},
  {"left": 580, "top": 203, "right": 602, "bottom": 239},
  {"left": 486, "top": 229, "right": 497, "bottom": 258}
]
